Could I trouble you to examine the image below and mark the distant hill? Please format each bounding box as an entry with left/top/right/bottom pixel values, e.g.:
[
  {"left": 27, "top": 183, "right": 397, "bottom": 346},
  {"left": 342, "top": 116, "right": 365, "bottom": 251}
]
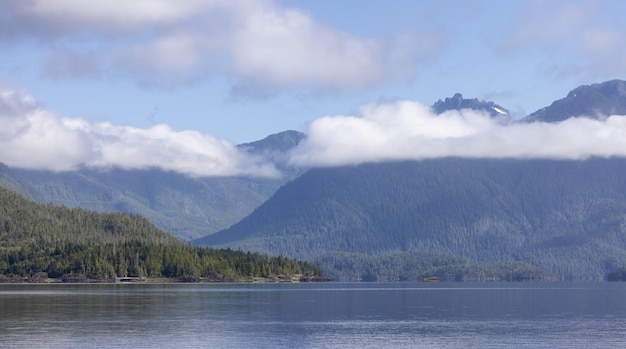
[
  {"left": 0, "top": 186, "right": 321, "bottom": 281},
  {"left": 196, "top": 158, "right": 626, "bottom": 281},
  {"left": 0, "top": 130, "right": 305, "bottom": 241},
  {"left": 0, "top": 164, "right": 282, "bottom": 241},
  {"left": 524, "top": 79, "right": 626, "bottom": 122},
  {"left": 240, "top": 130, "right": 306, "bottom": 154},
  {"left": 432, "top": 93, "right": 510, "bottom": 119},
  {"left": 239, "top": 130, "right": 307, "bottom": 177}
]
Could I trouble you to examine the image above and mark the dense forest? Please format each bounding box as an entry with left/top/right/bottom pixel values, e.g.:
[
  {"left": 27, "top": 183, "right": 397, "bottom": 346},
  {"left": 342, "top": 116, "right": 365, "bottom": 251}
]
[
  {"left": 0, "top": 163, "right": 283, "bottom": 241},
  {"left": 0, "top": 187, "right": 321, "bottom": 282},
  {"left": 198, "top": 158, "right": 626, "bottom": 281},
  {"left": 315, "top": 251, "right": 552, "bottom": 282}
]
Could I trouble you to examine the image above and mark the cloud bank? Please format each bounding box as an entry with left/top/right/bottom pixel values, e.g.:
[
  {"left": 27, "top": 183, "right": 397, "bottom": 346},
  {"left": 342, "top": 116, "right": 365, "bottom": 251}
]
[
  {"left": 1, "top": 0, "right": 440, "bottom": 92},
  {"left": 0, "top": 88, "right": 279, "bottom": 177},
  {"left": 289, "top": 100, "right": 626, "bottom": 167},
  {"left": 4, "top": 88, "right": 626, "bottom": 177}
]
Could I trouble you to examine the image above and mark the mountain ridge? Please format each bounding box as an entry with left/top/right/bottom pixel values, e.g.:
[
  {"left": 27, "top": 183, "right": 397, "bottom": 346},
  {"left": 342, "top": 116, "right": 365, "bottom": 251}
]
[
  {"left": 524, "top": 79, "right": 626, "bottom": 122},
  {"left": 432, "top": 93, "right": 510, "bottom": 119}
]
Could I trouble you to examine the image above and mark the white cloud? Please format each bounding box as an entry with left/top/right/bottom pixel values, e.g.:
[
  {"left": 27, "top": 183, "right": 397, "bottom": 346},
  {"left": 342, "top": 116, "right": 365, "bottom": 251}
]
[
  {"left": 82, "top": 123, "right": 279, "bottom": 177},
  {"left": 0, "top": 109, "right": 94, "bottom": 172},
  {"left": 110, "top": 32, "right": 213, "bottom": 86},
  {"left": 505, "top": 1, "right": 589, "bottom": 49},
  {"left": 5, "top": 0, "right": 217, "bottom": 34},
  {"left": 499, "top": 0, "right": 626, "bottom": 79},
  {"left": 229, "top": 3, "right": 392, "bottom": 91},
  {"left": 5, "top": 89, "right": 626, "bottom": 176},
  {"left": 2, "top": 0, "right": 440, "bottom": 91},
  {"left": 0, "top": 88, "right": 38, "bottom": 140},
  {"left": 289, "top": 100, "right": 626, "bottom": 168},
  {"left": 42, "top": 45, "right": 102, "bottom": 79},
  {"left": 0, "top": 88, "right": 279, "bottom": 177}
]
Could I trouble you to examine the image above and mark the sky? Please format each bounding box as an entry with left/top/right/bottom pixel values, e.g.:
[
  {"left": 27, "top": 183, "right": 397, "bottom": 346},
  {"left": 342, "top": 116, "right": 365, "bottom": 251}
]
[{"left": 2, "top": 0, "right": 626, "bottom": 177}]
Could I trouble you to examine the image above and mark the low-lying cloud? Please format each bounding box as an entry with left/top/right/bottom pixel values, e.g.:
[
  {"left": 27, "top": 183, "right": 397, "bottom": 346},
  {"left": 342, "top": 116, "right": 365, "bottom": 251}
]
[
  {"left": 289, "top": 100, "right": 626, "bottom": 167},
  {"left": 4, "top": 89, "right": 626, "bottom": 177},
  {"left": 0, "top": 88, "right": 279, "bottom": 177}
]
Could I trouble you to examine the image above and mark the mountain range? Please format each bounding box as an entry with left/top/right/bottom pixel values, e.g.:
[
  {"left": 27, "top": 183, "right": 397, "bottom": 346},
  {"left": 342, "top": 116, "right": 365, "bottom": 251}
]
[
  {"left": 195, "top": 79, "right": 626, "bottom": 281},
  {"left": 4, "top": 79, "right": 626, "bottom": 280}
]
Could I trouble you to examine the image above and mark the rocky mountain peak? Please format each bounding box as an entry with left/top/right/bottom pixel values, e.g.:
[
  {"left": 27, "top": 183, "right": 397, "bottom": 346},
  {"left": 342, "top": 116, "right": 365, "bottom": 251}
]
[
  {"left": 432, "top": 93, "right": 510, "bottom": 119},
  {"left": 524, "top": 79, "right": 626, "bottom": 122}
]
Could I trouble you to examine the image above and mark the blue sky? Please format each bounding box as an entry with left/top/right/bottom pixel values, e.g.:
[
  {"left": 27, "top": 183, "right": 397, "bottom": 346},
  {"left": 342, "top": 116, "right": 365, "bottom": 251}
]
[{"left": 2, "top": 0, "right": 626, "bottom": 177}]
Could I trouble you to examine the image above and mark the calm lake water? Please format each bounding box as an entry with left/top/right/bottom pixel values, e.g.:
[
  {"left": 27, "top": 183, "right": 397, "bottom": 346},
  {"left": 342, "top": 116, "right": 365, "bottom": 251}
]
[{"left": 1, "top": 282, "right": 626, "bottom": 348}]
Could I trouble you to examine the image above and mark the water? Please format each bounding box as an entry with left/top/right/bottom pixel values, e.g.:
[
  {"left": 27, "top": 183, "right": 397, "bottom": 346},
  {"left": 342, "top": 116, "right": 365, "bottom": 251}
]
[{"left": 1, "top": 282, "right": 626, "bottom": 348}]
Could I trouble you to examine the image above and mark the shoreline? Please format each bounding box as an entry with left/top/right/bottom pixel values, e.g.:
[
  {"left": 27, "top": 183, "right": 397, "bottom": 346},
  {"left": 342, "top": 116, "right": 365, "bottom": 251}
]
[{"left": 0, "top": 274, "right": 331, "bottom": 284}]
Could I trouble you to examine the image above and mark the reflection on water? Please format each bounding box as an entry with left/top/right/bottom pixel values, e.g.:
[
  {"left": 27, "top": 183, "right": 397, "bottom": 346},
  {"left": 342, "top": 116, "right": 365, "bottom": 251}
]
[{"left": 1, "top": 282, "right": 625, "bottom": 348}]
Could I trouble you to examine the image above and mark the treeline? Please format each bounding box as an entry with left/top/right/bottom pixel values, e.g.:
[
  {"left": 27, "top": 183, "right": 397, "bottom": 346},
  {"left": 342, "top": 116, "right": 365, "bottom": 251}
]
[
  {"left": 607, "top": 266, "right": 626, "bottom": 281},
  {"left": 0, "top": 187, "right": 321, "bottom": 281},
  {"left": 314, "top": 251, "right": 553, "bottom": 282}
]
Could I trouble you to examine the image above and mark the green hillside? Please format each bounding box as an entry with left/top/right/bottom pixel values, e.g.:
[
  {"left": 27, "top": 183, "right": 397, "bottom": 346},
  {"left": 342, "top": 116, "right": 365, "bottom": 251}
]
[
  {"left": 196, "top": 158, "right": 626, "bottom": 280},
  {"left": 4, "top": 166, "right": 284, "bottom": 241},
  {"left": 0, "top": 131, "right": 305, "bottom": 241},
  {"left": 0, "top": 186, "right": 321, "bottom": 282}
]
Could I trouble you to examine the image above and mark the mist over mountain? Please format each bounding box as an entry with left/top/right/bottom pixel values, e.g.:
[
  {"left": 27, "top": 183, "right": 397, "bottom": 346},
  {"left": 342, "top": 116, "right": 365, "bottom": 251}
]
[
  {"left": 196, "top": 79, "right": 626, "bottom": 280},
  {"left": 239, "top": 130, "right": 307, "bottom": 177},
  {"left": 0, "top": 131, "right": 304, "bottom": 241},
  {"left": 288, "top": 80, "right": 626, "bottom": 169},
  {"left": 4, "top": 80, "right": 626, "bottom": 176}
]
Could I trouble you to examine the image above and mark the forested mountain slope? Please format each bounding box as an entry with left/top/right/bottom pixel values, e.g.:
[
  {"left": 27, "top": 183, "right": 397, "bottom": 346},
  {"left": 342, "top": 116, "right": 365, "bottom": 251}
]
[
  {"left": 196, "top": 158, "right": 626, "bottom": 280},
  {"left": 0, "top": 131, "right": 305, "bottom": 241},
  {"left": 0, "top": 186, "right": 321, "bottom": 281}
]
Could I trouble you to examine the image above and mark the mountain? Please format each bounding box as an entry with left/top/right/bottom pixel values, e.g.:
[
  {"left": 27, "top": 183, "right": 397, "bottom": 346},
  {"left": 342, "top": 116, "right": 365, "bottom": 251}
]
[
  {"left": 239, "top": 130, "right": 307, "bottom": 177},
  {"left": 0, "top": 130, "right": 305, "bottom": 241},
  {"left": 524, "top": 79, "right": 626, "bottom": 122},
  {"left": 1, "top": 167, "right": 282, "bottom": 241},
  {"left": 0, "top": 186, "right": 321, "bottom": 281},
  {"left": 240, "top": 130, "right": 306, "bottom": 154},
  {"left": 432, "top": 93, "right": 510, "bottom": 119},
  {"left": 196, "top": 158, "right": 626, "bottom": 281}
]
